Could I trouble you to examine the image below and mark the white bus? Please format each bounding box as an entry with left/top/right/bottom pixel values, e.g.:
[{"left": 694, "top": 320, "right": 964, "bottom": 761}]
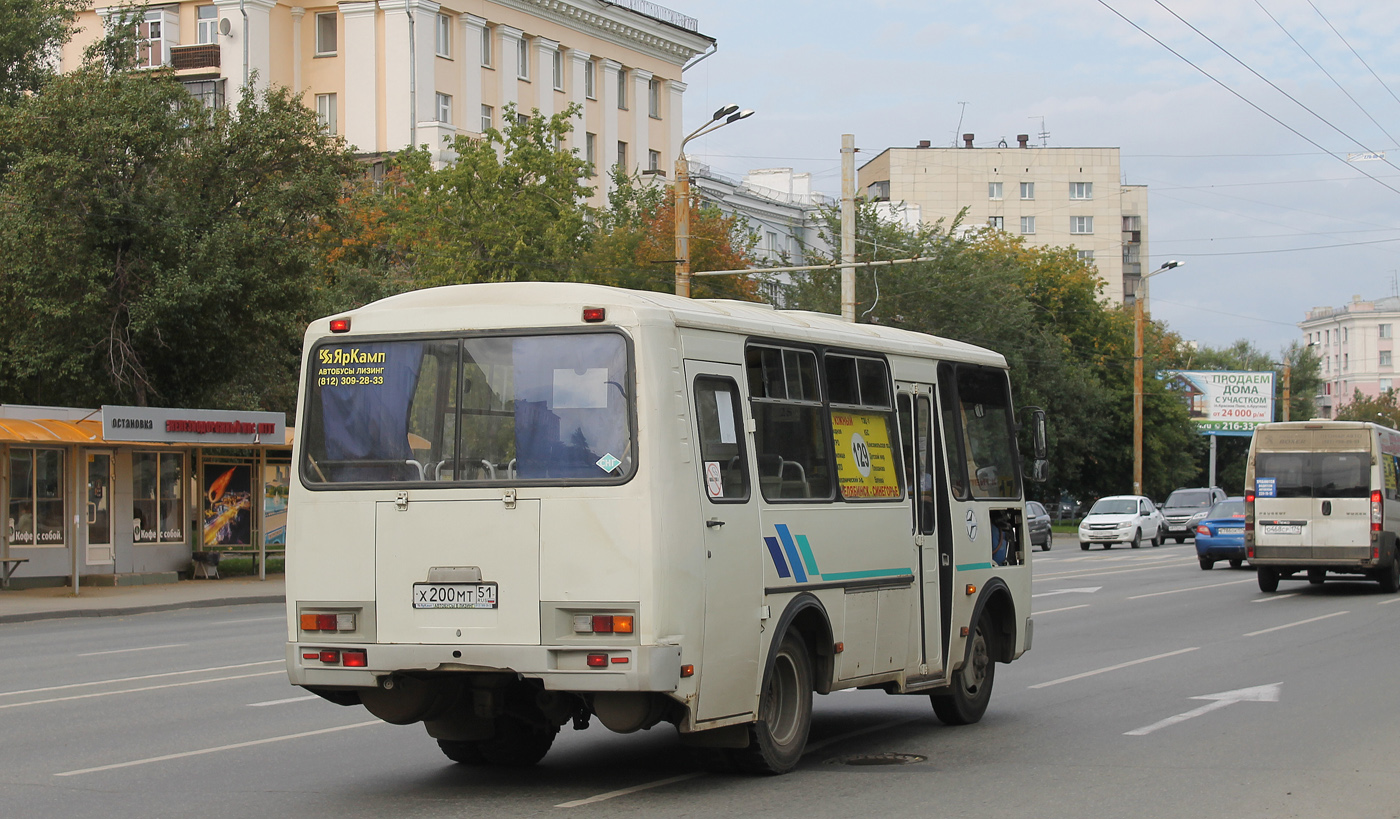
[{"left": 285, "top": 282, "right": 1045, "bottom": 774}]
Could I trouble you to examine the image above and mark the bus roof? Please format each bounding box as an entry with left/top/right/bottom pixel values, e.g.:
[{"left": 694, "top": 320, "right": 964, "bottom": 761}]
[{"left": 321, "top": 282, "right": 1008, "bottom": 368}]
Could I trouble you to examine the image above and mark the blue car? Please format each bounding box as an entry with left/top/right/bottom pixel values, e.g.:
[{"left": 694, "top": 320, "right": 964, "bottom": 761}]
[{"left": 1196, "top": 497, "right": 1247, "bottom": 570}]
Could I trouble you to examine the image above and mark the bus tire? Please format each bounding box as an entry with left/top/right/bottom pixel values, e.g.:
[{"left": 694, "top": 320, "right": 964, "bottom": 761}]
[
  {"left": 1308, "top": 569, "right": 1325, "bottom": 584},
  {"left": 930, "top": 612, "right": 996, "bottom": 726},
  {"left": 731, "top": 633, "right": 813, "bottom": 775},
  {"left": 1257, "top": 568, "right": 1279, "bottom": 593},
  {"left": 443, "top": 716, "right": 557, "bottom": 767}
]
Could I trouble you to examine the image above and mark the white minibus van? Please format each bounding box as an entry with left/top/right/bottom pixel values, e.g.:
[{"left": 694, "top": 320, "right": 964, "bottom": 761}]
[
  {"left": 1246, "top": 420, "right": 1400, "bottom": 593},
  {"left": 285, "top": 282, "right": 1045, "bottom": 773}
]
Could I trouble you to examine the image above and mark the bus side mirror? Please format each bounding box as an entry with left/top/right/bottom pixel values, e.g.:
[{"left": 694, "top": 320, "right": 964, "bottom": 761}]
[{"left": 1024, "top": 407, "right": 1048, "bottom": 483}]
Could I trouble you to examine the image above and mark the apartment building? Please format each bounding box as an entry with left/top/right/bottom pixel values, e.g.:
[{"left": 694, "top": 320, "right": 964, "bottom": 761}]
[
  {"left": 1300, "top": 295, "right": 1400, "bottom": 418},
  {"left": 60, "top": 1, "right": 714, "bottom": 202},
  {"left": 857, "top": 134, "right": 1148, "bottom": 305}
]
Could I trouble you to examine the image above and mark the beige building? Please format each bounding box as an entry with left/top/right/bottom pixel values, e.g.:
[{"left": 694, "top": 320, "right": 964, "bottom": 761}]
[
  {"left": 858, "top": 135, "right": 1148, "bottom": 305},
  {"left": 60, "top": 1, "right": 714, "bottom": 202},
  {"left": 1300, "top": 295, "right": 1400, "bottom": 418}
]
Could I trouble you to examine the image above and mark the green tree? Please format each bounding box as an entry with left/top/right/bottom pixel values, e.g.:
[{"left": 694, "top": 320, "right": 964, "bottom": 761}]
[
  {"left": 1336, "top": 389, "right": 1400, "bottom": 429},
  {"left": 0, "top": 0, "right": 85, "bottom": 101},
  {"left": 0, "top": 55, "right": 356, "bottom": 411}
]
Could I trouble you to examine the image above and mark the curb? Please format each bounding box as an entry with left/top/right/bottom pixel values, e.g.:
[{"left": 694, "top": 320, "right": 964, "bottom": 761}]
[{"left": 0, "top": 594, "right": 285, "bottom": 624}]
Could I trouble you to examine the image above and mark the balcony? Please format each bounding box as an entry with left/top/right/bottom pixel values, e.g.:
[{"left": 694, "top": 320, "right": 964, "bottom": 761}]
[{"left": 170, "top": 43, "right": 220, "bottom": 71}]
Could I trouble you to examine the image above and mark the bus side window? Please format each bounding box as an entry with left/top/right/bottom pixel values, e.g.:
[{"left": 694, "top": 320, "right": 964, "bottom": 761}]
[
  {"left": 746, "top": 345, "right": 832, "bottom": 501},
  {"left": 694, "top": 377, "right": 750, "bottom": 502}
]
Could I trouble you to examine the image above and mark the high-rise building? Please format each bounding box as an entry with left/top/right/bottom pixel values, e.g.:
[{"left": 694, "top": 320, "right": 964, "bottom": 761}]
[
  {"left": 858, "top": 135, "right": 1148, "bottom": 305},
  {"left": 59, "top": 1, "right": 713, "bottom": 203}
]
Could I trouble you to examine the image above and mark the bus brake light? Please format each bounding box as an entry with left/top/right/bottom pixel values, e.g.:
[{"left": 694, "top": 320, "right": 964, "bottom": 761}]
[
  {"left": 1372, "top": 490, "right": 1383, "bottom": 532},
  {"left": 329, "top": 318, "right": 350, "bottom": 333},
  {"left": 343, "top": 649, "right": 368, "bottom": 668}
]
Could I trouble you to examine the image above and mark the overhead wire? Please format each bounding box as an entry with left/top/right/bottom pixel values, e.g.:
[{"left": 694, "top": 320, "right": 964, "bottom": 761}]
[{"left": 1307, "top": 0, "right": 1400, "bottom": 112}]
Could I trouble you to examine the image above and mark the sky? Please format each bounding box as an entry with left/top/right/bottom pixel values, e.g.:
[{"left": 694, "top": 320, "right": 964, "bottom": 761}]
[{"left": 668, "top": 0, "right": 1400, "bottom": 355}]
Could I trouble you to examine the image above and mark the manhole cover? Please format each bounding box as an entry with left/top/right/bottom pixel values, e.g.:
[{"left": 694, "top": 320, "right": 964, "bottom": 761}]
[{"left": 828, "top": 753, "right": 927, "bottom": 766}]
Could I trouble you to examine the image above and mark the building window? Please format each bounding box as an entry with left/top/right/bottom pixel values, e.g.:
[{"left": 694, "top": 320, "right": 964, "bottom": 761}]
[
  {"left": 1020, "top": 216, "right": 1035, "bottom": 234},
  {"left": 552, "top": 49, "right": 563, "bottom": 90},
  {"left": 435, "top": 13, "right": 450, "bottom": 58},
  {"left": 988, "top": 182, "right": 1003, "bottom": 200},
  {"left": 316, "top": 93, "right": 337, "bottom": 134},
  {"left": 1124, "top": 244, "right": 1141, "bottom": 263},
  {"left": 1382, "top": 351, "right": 1393, "bottom": 367},
  {"left": 617, "top": 141, "right": 627, "bottom": 170},
  {"left": 648, "top": 149, "right": 660, "bottom": 172},
  {"left": 1345, "top": 354, "right": 1350, "bottom": 370},
  {"left": 1381, "top": 324, "right": 1392, "bottom": 339},
  {"left": 516, "top": 36, "right": 529, "bottom": 79},
  {"left": 1070, "top": 181, "right": 1093, "bottom": 200},
  {"left": 1123, "top": 215, "right": 1141, "bottom": 231},
  {"left": 8, "top": 448, "right": 64, "bottom": 547},
  {"left": 315, "top": 11, "right": 337, "bottom": 56},
  {"left": 1077, "top": 250, "right": 1096, "bottom": 264},
  {"left": 585, "top": 132, "right": 596, "bottom": 175},
  {"left": 435, "top": 92, "right": 451, "bottom": 124},
  {"left": 988, "top": 216, "right": 1003, "bottom": 230},
  {"left": 133, "top": 452, "right": 185, "bottom": 545},
  {"left": 197, "top": 5, "right": 218, "bottom": 44},
  {"left": 1020, "top": 181, "right": 1034, "bottom": 200},
  {"left": 481, "top": 24, "right": 492, "bottom": 67},
  {"left": 1071, "top": 215, "right": 1093, "bottom": 234},
  {"left": 182, "top": 78, "right": 225, "bottom": 110},
  {"left": 480, "top": 104, "right": 493, "bottom": 132},
  {"left": 584, "top": 60, "right": 595, "bottom": 99},
  {"left": 648, "top": 78, "right": 660, "bottom": 118},
  {"left": 1383, "top": 378, "right": 1393, "bottom": 392},
  {"left": 1344, "top": 328, "right": 1349, "bottom": 342},
  {"left": 767, "top": 231, "right": 780, "bottom": 254},
  {"left": 617, "top": 68, "right": 627, "bottom": 109},
  {"left": 135, "top": 9, "right": 171, "bottom": 68}
]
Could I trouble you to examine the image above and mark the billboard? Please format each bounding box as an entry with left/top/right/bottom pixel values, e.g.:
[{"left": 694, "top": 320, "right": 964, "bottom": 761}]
[{"left": 1165, "top": 371, "right": 1274, "bottom": 436}]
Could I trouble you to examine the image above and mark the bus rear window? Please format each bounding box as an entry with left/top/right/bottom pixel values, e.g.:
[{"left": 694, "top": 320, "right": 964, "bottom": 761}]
[
  {"left": 302, "top": 333, "right": 633, "bottom": 485},
  {"left": 1254, "top": 451, "right": 1369, "bottom": 499}
]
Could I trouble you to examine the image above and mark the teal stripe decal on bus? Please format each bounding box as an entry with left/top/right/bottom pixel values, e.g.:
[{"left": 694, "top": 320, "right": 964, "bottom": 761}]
[
  {"left": 818, "top": 568, "right": 914, "bottom": 581},
  {"left": 795, "top": 534, "right": 821, "bottom": 576},
  {"left": 956, "top": 562, "right": 996, "bottom": 571}
]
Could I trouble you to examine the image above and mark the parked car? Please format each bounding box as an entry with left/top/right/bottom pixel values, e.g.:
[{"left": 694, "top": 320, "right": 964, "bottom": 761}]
[
  {"left": 1078, "top": 495, "right": 1165, "bottom": 550},
  {"left": 1026, "top": 500, "right": 1052, "bottom": 551},
  {"left": 1195, "top": 497, "right": 1247, "bottom": 570},
  {"left": 1055, "top": 494, "right": 1084, "bottom": 520},
  {"left": 1160, "top": 486, "right": 1227, "bottom": 543}
]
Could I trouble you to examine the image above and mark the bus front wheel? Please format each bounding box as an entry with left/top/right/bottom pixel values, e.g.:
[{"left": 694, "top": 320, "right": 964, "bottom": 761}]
[
  {"left": 931, "top": 612, "right": 996, "bottom": 726},
  {"left": 731, "top": 633, "right": 813, "bottom": 775}
]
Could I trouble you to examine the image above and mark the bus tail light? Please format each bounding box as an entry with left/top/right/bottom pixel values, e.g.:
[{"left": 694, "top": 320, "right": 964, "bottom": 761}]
[
  {"left": 1245, "top": 490, "right": 1255, "bottom": 534},
  {"left": 329, "top": 318, "right": 351, "bottom": 333},
  {"left": 587, "top": 654, "right": 608, "bottom": 668},
  {"left": 591, "top": 615, "right": 614, "bottom": 634},
  {"left": 319, "top": 649, "right": 340, "bottom": 664},
  {"left": 301, "top": 611, "right": 356, "bottom": 632},
  {"left": 1372, "top": 490, "right": 1383, "bottom": 532},
  {"left": 343, "top": 649, "right": 368, "bottom": 668},
  {"left": 572, "top": 613, "right": 635, "bottom": 634},
  {"left": 582, "top": 307, "right": 606, "bottom": 323}
]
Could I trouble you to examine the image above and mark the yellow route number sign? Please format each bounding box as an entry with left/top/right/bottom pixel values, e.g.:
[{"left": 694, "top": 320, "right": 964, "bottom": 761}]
[{"left": 831, "top": 411, "right": 900, "bottom": 499}]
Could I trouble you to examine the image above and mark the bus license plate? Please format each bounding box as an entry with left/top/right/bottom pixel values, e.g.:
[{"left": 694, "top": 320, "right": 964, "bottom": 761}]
[
  {"left": 1262, "top": 524, "right": 1302, "bottom": 535},
  {"left": 413, "top": 583, "right": 498, "bottom": 609}
]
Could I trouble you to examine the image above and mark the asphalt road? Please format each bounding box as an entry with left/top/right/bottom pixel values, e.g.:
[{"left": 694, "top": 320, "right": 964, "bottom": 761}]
[{"left": 3, "top": 535, "right": 1398, "bottom": 818}]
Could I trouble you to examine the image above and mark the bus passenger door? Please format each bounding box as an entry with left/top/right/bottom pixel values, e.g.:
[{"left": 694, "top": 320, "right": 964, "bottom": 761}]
[
  {"left": 899, "top": 388, "right": 944, "bottom": 677},
  {"left": 685, "top": 362, "right": 762, "bottom": 722}
]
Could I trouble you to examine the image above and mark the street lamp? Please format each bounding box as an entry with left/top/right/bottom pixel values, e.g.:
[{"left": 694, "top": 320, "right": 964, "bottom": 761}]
[
  {"left": 674, "top": 104, "right": 754, "bottom": 297},
  {"left": 1133, "top": 260, "right": 1183, "bottom": 496}
]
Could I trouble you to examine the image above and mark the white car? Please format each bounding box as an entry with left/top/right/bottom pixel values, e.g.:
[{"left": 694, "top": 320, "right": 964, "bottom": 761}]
[{"left": 1078, "top": 495, "right": 1165, "bottom": 550}]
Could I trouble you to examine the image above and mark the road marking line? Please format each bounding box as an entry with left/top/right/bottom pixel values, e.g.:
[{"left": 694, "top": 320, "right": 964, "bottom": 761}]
[
  {"left": 55, "top": 720, "right": 383, "bottom": 776},
  {"left": 1252, "top": 593, "right": 1299, "bottom": 603},
  {"left": 1127, "top": 579, "right": 1255, "bottom": 599},
  {"left": 1035, "top": 564, "right": 1195, "bottom": 582},
  {"left": 0, "top": 660, "right": 281, "bottom": 698},
  {"left": 1244, "top": 611, "right": 1349, "bottom": 637},
  {"left": 77, "top": 643, "right": 188, "bottom": 657},
  {"left": 1378, "top": 598, "right": 1400, "bottom": 605},
  {"left": 0, "top": 671, "right": 283, "bottom": 711},
  {"left": 553, "top": 716, "right": 918, "bottom": 808},
  {"left": 216, "top": 616, "right": 285, "bottom": 624},
  {"left": 1028, "top": 647, "right": 1199, "bottom": 690},
  {"left": 247, "top": 695, "right": 318, "bottom": 707},
  {"left": 1032, "top": 604, "right": 1089, "bottom": 615}
]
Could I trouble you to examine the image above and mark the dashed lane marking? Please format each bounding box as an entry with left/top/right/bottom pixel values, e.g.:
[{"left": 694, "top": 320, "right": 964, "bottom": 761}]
[
  {"left": 1243, "top": 611, "right": 1349, "bottom": 637},
  {"left": 1028, "top": 647, "right": 1199, "bottom": 690}
]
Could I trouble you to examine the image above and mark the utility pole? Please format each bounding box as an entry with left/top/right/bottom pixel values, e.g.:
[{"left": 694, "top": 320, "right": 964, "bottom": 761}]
[
  {"left": 1134, "top": 261, "right": 1183, "bottom": 496},
  {"left": 1283, "top": 363, "right": 1292, "bottom": 422},
  {"left": 841, "top": 134, "right": 856, "bottom": 322}
]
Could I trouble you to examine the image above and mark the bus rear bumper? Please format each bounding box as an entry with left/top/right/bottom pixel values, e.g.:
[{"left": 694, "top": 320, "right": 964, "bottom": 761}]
[{"left": 286, "top": 642, "right": 682, "bottom": 693}]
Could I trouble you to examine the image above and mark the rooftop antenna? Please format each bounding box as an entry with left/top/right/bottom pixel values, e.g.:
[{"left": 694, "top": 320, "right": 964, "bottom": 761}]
[
  {"left": 1030, "top": 115, "right": 1049, "bottom": 146},
  {"left": 953, "top": 102, "right": 969, "bottom": 147}
]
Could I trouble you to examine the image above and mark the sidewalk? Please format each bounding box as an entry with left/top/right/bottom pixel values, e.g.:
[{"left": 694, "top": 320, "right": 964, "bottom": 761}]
[{"left": 0, "top": 575, "right": 285, "bottom": 624}]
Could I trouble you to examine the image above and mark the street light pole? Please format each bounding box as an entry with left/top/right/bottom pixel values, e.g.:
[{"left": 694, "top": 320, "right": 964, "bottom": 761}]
[
  {"left": 1134, "top": 260, "right": 1183, "bottom": 495},
  {"left": 674, "top": 104, "right": 753, "bottom": 297}
]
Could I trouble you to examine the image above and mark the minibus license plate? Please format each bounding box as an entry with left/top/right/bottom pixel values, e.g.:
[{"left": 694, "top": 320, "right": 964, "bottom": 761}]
[
  {"left": 1262, "top": 524, "right": 1302, "bottom": 535},
  {"left": 413, "top": 583, "right": 498, "bottom": 609}
]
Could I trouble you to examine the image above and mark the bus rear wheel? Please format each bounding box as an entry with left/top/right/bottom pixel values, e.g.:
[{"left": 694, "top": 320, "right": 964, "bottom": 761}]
[
  {"left": 1378, "top": 559, "right": 1400, "bottom": 594},
  {"left": 730, "top": 633, "right": 813, "bottom": 775},
  {"left": 438, "top": 716, "right": 558, "bottom": 767},
  {"left": 1257, "top": 568, "right": 1280, "bottom": 593},
  {"left": 931, "top": 612, "right": 996, "bottom": 726}
]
